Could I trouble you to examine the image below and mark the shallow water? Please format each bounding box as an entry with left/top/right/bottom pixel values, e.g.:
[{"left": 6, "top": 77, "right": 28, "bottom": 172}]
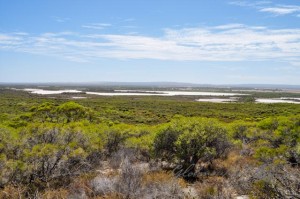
[
  {"left": 72, "top": 97, "right": 87, "bottom": 99},
  {"left": 18, "top": 89, "right": 300, "bottom": 104},
  {"left": 114, "top": 90, "right": 246, "bottom": 96},
  {"left": 256, "top": 98, "right": 300, "bottom": 104},
  {"left": 21, "top": 88, "right": 246, "bottom": 96},
  {"left": 195, "top": 98, "right": 238, "bottom": 103},
  {"left": 85, "top": 90, "right": 247, "bottom": 96},
  {"left": 195, "top": 98, "right": 300, "bottom": 104},
  {"left": 23, "top": 88, "right": 82, "bottom": 95},
  {"left": 280, "top": 97, "right": 300, "bottom": 101}
]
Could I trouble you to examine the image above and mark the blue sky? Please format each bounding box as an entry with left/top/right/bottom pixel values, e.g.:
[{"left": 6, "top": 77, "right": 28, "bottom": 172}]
[{"left": 0, "top": 0, "right": 300, "bottom": 84}]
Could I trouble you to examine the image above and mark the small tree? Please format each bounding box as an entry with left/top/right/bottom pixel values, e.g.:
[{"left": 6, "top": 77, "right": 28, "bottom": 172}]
[
  {"left": 153, "top": 117, "right": 231, "bottom": 180},
  {"left": 56, "top": 102, "right": 91, "bottom": 123},
  {"left": 32, "top": 102, "right": 56, "bottom": 122},
  {"left": 153, "top": 126, "right": 181, "bottom": 161},
  {"left": 175, "top": 119, "right": 230, "bottom": 180},
  {"left": 104, "top": 130, "right": 127, "bottom": 155},
  {"left": 1, "top": 124, "right": 100, "bottom": 193}
]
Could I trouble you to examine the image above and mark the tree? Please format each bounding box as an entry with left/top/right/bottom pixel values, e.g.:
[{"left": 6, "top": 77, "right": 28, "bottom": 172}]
[
  {"left": 153, "top": 126, "right": 181, "bottom": 161},
  {"left": 0, "top": 124, "right": 102, "bottom": 193},
  {"left": 32, "top": 102, "right": 55, "bottom": 122},
  {"left": 104, "top": 129, "right": 127, "bottom": 154},
  {"left": 153, "top": 117, "right": 231, "bottom": 180},
  {"left": 56, "top": 102, "right": 92, "bottom": 123}
]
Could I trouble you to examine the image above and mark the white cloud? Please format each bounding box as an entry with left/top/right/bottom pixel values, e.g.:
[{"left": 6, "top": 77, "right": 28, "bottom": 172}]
[
  {"left": 213, "top": 24, "right": 245, "bottom": 30},
  {"left": 0, "top": 34, "right": 22, "bottom": 46},
  {"left": 0, "top": 24, "right": 300, "bottom": 65},
  {"left": 230, "top": 1, "right": 300, "bottom": 17},
  {"left": 229, "top": 1, "right": 271, "bottom": 7},
  {"left": 12, "top": 32, "right": 29, "bottom": 36},
  {"left": 260, "top": 5, "right": 300, "bottom": 15},
  {"left": 82, "top": 23, "right": 112, "bottom": 30}
]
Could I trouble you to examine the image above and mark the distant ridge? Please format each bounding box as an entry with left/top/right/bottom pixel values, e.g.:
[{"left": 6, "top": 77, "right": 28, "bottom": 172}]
[{"left": 1, "top": 82, "right": 300, "bottom": 90}]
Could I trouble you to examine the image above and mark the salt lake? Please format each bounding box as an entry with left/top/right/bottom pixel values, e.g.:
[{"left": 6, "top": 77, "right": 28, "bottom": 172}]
[
  {"left": 256, "top": 98, "right": 300, "bottom": 104},
  {"left": 16, "top": 88, "right": 300, "bottom": 104},
  {"left": 21, "top": 88, "right": 247, "bottom": 96}
]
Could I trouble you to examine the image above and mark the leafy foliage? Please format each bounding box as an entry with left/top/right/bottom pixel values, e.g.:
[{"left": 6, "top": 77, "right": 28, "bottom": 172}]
[
  {"left": 0, "top": 88, "right": 300, "bottom": 197},
  {"left": 154, "top": 117, "right": 231, "bottom": 180}
]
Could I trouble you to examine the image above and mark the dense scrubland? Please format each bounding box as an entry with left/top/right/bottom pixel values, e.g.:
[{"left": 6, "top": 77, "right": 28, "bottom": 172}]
[{"left": 0, "top": 88, "right": 300, "bottom": 198}]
